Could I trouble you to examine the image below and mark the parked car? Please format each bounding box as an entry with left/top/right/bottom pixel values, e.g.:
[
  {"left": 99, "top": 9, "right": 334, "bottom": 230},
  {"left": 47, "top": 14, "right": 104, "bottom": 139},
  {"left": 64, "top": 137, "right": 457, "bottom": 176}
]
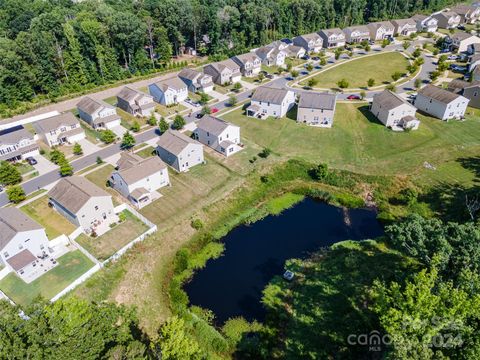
[
  {"left": 450, "top": 64, "right": 467, "bottom": 72},
  {"left": 265, "top": 73, "right": 274, "bottom": 79},
  {"left": 347, "top": 95, "right": 361, "bottom": 100},
  {"left": 211, "top": 107, "right": 219, "bottom": 113},
  {"left": 312, "top": 56, "right": 320, "bottom": 61},
  {"left": 440, "top": 49, "right": 450, "bottom": 54},
  {"left": 458, "top": 25, "right": 466, "bottom": 30},
  {"left": 0, "top": 185, "right": 3, "bottom": 193},
  {"left": 447, "top": 55, "right": 458, "bottom": 60},
  {"left": 369, "top": 40, "right": 375, "bottom": 45},
  {"left": 195, "top": 113, "right": 204, "bottom": 119},
  {"left": 301, "top": 55, "right": 310, "bottom": 60},
  {"left": 25, "top": 157, "right": 37, "bottom": 165}
]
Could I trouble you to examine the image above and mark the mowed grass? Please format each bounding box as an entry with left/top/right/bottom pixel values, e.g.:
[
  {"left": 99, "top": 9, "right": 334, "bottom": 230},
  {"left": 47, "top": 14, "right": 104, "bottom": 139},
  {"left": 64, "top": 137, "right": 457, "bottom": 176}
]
[
  {"left": 220, "top": 104, "right": 480, "bottom": 182},
  {"left": 0, "top": 250, "right": 94, "bottom": 307},
  {"left": 302, "top": 52, "right": 410, "bottom": 89},
  {"left": 135, "top": 146, "right": 156, "bottom": 158},
  {"left": 85, "top": 164, "right": 123, "bottom": 206},
  {"left": 20, "top": 196, "right": 76, "bottom": 239},
  {"left": 76, "top": 210, "right": 149, "bottom": 260}
]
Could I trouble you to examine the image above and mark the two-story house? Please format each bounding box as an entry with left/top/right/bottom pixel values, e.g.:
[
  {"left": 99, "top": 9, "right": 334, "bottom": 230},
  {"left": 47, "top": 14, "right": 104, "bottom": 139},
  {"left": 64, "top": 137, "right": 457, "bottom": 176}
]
[
  {"left": 0, "top": 125, "right": 39, "bottom": 162},
  {"left": 203, "top": 59, "right": 241, "bottom": 85},
  {"left": 448, "top": 79, "right": 480, "bottom": 109},
  {"left": 447, "top": 32, "right": 480, "bottom": 53},
  {"left": 232, "top": 53, "right": 262, "bottom": 77},
  {"left": 48, "top": 176, "right": 118, "bottom": 235},
  {"left": 193, "top": 115, "right": 242, "bottom": 156},
  {"left": 149, "top": 77, "right": 188, "bottom": 106},
  {"left": 76, "top": 96, "right": 121, "bottom": 130},
  {"left": 246, "top": 86, "right": 296, "bottom": 119},
  {"left": 318, "top": 28, "right": 346, "bottom": 48},
  {"left": 411, "top": 14, "right": 438, "bottom": 33},
  {"left": 371, "top": 90, "right": 420, "bottom": 130},
  {"left": 110, "top": 152, "right": 170, "bottom": 208},
  {"left": 415, "top": 84, "right": 469, "bottom": 120},
  {"left": 296, "top": 92, "right": 337, "bottom": 127},
  {"left": 451, "top": 4, "right": 480, "bottom": 24},
  {"left": 178, "top": 68, "right": 214, "bottom": 93},
  {"left": 343, "top": 25, "right": 371, "bottom": 44},
  {"left": 292, "top": 33, "right": 323, "bottom": 53},
  {"left": 367, "top": 21, "right": 395, "bottom": 41},
  {"left": 391, "top": 18, "right": 418, "bottom": 36},
  {"left": 33, "top": 113, "right": 85, "bottom": 148},
  {"left": 255, "top": 46, "right": 287, "bottom": 66},
  {"left": 432, "top": 11, "right": 461, "bottom": 29},
  {"left": 116, "top": 86, "right": 155, "bottom": 117},
  {"left": 0, "top": 208, "right": 50, "bottom": 282},
  {"left": 156, "top": 130, "right": 204, "bottom": 172}
]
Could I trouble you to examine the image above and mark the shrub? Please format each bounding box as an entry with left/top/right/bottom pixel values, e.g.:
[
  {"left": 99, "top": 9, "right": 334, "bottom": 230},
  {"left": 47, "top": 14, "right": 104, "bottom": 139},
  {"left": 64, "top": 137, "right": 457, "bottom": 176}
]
[
  {"left": 118, "top": 211, "right": 127, "bottom": 222},
  {"left": 7, "top": 185, "right": 26, "bottom": 204},
  {"left": 367, "top": 78, "right": 375, "bottom": 87},
  {"left": 100, "top": 129, "right": 116, "bottom": 144},
  {"left": 130, "top": 120, "right": 140, "bottom": 132},
  {"left": 191, "top": 219, "right": 204, "bottom": 230},
  {"left": 158, "top": 118, "right": 169, "bottom": 133},
  {"left": 147, "top": 115, "right": 157, "bottom": 126},
  {"left": 258, "top": 148, "right": 271, "bottom": 158},
  {"left": 96, "top": 156, "right": 103, "bottom": 164},
  {"left": 73, "top": 142, "right": 83, "bottom": 155},
  {"left": 0, "top": 161, "right": 22, "bottom": 185},
  {"left": 173, "top": 115, "right": 186, "bottom": 130},
  {"left": 337, "top": 78, "right": 349, "bottom": 89},
  {"left": 174, "top": 249, "right": 190, "bottom": 274}
]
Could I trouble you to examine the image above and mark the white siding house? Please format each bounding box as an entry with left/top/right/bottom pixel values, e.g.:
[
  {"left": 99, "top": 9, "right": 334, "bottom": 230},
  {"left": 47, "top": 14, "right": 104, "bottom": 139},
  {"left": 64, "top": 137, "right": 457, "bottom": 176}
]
[
  {"left": 415, "top": 84, "right": 469, "bottom": 120},
  {"left": 178, "top": 68, "right": 214, "bottom": 93},
  {"left": 343, "top": 25, "right": 371, "bottom": 43},
  {"left": 318, "top": 28, "right": 346, "bottom": 48},
  {"left": 292, "top": 33, "right": 323, "bottom": 53},
  {"left": 371, "top": 90, "right": 420, "bottom": 130},
  {"left": 149, "top": 77, "right": 188, "bottom": 106},
  {"left": 232, "top": 53, "right": 262, "bottom": 77},
  {"left": 367, "top": 21, "right": 395, "bottom": 41},
  {"left": 246, "top": 86, "right": 296, "bottom": 119},
  {"left": 33, "top": 113, "right": 86, "bottom": 148},
  {"left": 110, "top": 152, "right": 170, "bottom": 208},
  {"left": 203, "top": 60, "right": 242, "bottom": 85},
  {"left": 77, "top": 96, "right": 121, "bottom": 130},
  {"left": 0, "top": 125, "right": 39, "bottom": 162},
  {"left": 411, "top": 14, "right": 438, "bottom": 33},
  {"left": 156, "top": 130, "right": 204, "bottom": 172},
  {"left": 194, "top": 115, "right": 242, "bottom": 156}
]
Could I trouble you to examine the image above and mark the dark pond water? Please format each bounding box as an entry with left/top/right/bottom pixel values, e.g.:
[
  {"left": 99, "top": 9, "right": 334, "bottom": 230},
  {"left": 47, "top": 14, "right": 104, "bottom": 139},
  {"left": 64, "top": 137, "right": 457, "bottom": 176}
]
[{"left": 184, "top": 198, "right": 384, "bottom": 324}]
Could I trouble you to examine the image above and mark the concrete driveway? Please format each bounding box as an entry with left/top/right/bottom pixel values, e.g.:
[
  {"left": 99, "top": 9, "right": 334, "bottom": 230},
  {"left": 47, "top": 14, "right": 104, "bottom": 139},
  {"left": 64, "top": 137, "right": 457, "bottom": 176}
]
[
  {"left": 77, "top": 138, "right": 102, "bottom": 156},
  {"left": 111, "top": 125, "right": 128, "bottom": 138},
  {"left": 32, "top": 154, "right": 58, "bottom": 175}
]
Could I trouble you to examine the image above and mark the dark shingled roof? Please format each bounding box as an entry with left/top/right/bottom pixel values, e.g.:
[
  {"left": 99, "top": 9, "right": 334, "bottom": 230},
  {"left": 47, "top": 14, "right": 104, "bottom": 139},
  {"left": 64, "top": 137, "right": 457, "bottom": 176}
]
[
  {"left": 157, "top": 130, "right": 201, "bottom": 156},
  {"left": 0, "top": 208, "right": 43, "bottom": 249},
  {"left": 196, "top": 115, "right": 235, "bottom": 136},
  {"left": 0, "top": 126, "right": 33, "bottom": 146},
  {"left": 373, "top": 90, "right": 413, "bottom": 110},
  {"left": 298, "top": 92, "right": 336, "bottom": 110},
  {"left": 251, "top": 86, "right": 292, "bottom": 105},
  {"left": 34, "top": 113, "right": 79, "bottom": 133},
  {"left": 77, "top": 96, "right": 114, "bottom": 116},
  {"left": 7, "top": 249, "right": 36, "bottom": 271}
]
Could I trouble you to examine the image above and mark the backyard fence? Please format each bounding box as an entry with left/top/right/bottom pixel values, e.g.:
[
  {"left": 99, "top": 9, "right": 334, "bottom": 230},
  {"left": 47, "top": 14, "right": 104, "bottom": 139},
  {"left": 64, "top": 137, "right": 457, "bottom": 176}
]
[{"left": 50, "top": 264, "right": 102, "bottom": 302}]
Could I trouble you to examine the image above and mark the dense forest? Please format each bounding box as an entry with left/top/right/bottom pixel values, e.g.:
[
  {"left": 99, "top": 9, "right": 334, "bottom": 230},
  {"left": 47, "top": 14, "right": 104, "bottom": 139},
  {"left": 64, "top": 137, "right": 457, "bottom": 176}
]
[{"left": 0, "top": 0, "right": 462, "bottom": 116}]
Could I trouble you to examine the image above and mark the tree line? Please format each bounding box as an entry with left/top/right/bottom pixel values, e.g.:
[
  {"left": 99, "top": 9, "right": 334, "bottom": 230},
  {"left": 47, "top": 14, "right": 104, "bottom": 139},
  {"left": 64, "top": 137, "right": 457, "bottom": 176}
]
[{"left": 0, "top": 0, "right": 462, "bottom": 116}]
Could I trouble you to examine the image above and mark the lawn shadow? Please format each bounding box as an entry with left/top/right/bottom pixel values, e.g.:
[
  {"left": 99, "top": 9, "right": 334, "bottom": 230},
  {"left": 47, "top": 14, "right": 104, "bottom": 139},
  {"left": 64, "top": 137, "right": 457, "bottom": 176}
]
[{"left": 357, "top": 105, "right": 385, "bottom": 126}]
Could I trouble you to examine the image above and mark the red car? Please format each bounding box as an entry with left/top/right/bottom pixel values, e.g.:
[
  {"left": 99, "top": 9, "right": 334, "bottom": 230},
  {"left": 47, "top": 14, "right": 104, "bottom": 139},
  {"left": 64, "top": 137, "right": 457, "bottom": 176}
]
[
  {"left": 211, "top": 107, "right": 219, "bottom": 113},
  {"left": 347, "top": 95, "right": 361, "bottom": 100}
]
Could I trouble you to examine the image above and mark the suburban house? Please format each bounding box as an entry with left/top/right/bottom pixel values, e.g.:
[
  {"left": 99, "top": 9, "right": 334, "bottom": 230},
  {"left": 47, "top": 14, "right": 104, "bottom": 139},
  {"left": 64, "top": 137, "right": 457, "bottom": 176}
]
[
  {"left": 193, "top": 115, "right": 242, "bottom": 156},
  {"left": 149, "top": 77, "right": 188, "bottom": 106},
  {"left": 432, "top": 11, "right": 461, "bottom": 29},
  {"left": 232, "top": 53, "right": 262, "bottom": 77},
  {"left": 448, "top": 79, "right": 480, "bottom": 109},
  {"left": 48, "top": 176, "right": 117, "bottom": 235},
  {"left": 296, "top": 92, "right": 337, "bottom": 127},
  {"left": 178, "top": 68, "right": 214, "bottom": 93},
  {"left": 255, "top": 45, "right": 287, "bottom": 66},
  {"left": 451, "top": 4, "right": 480, "bottom": 24},
  {"left": 367, "top": 21, "right": 395, "bottom": 41},
  {"left": 468, "top": 53, "right": 480, "bottom": 72},
  {"left": 391, "top": 18, "right": 418, "bottom": 36},
  {"left": 110, "top": 152, "right": 170, "bottom": 209},
  {"left": 116, "top": 87, "right": 155, "bottom": 117},
  {"left": 446, "top": 32, "right": 480, "bottom": 53},
  {"left": 203, "top": 59, "right": 241, "bottom": 85},
  {"left": 468, "top": 43, "right": 480, "bottom": 55},
  {"left": 156, "top": 130, "right": 204, "bottom": 172},
  {"left": 292, "top": 33, "right": 323, "bottom": 53},
  {"left": 34, "top": 112, "right": 85, "bottom": 148},
  {"left": 0, "top": 125, "right": 39, "bottom": 162},
  {"left": 76, "top": 96, "right": 121, "bottom": 130},
  {"left": 284, "top": 45, "right": 306, "bottom": 58},
  {"left": 343, "top": 25, "right": 371, "bottom": 43},
  {"left": 0, "top": 208, "right": 51, "bottom": 283},
  {"left": 246, "top": 86, "right": 296, "bottom": 119},
  {"left": 267, "top": 40, "right": 291, "bottom": 51},
  {"left": 411, "top": 14, "right": 438, "bottom": 32},
  {"left": 318, "top": 28, "right": 346, "bottom": 48},
  {"left": 415, "top": 84, "right": 469, "bottom": 120},
  {"left": 370, "top": 90, "right": 420, "bottom": 130}
]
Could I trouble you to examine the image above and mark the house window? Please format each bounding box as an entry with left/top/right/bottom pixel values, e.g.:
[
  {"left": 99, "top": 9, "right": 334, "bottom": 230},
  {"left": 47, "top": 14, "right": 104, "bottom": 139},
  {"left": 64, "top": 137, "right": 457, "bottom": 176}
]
[
  {"left": 95, "top": 206, "right": 99, "bottom": 210},
  {"left": 3, "top": 252, "right": 8, "bottom": 258},
  {"left": 18, "top": 244, "right": 23, "bottom": 250},
  {"left": 207, "top": 132, "right": 209, "bottom": 137}
]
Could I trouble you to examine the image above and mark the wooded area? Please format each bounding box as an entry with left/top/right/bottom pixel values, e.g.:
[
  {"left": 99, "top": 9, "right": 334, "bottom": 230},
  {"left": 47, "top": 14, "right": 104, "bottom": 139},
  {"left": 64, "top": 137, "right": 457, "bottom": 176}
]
[{"left": 0, "top": 0, "right": 461, "bottom": 115}]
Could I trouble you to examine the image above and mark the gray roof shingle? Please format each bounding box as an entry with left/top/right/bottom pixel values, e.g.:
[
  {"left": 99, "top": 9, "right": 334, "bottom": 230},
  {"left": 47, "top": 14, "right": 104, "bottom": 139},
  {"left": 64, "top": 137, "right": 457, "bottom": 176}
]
[
  {"left": 0, "top": 126, "right": 33, "bottom": 146},
  {"left": 298, "top": 92, "right": 336, "bottom": 110},
  {"left": 418, "top": 84, "right": 462, "bottom": 104},
  {"left": 115, "top": 155, "right": 167, "bottom": 185},
  {"left": 196, "top": 115, "right": 235, "bottom": 137},
  {"left": 77, "top": 96, "right": 114, "bottom": 116},
  {"left": 34, "top": 113, "right": 79, "bottom": 133},
  {"left": 251, "top": 86, "right": 292, "bottom": 105},
  {"left": 373, "top": 90, "right": 413, "bottom": 110},
  {"left": 0, "top": 208, "right": 43, "bottom": 249},
  {"left": 157, "top": 130, "right": 200, "bottom": 156}
]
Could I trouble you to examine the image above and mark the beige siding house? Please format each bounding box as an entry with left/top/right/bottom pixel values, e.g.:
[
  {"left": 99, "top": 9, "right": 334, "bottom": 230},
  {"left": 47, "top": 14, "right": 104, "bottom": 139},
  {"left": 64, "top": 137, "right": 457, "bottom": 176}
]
[
  {"left": 110, "top": 152, "right": 170, "bottom": 209},
  {"left": 370, "top": 90, "right": 420, "bottom": 130},
  {"left": 297, "top": 92, "right": 337, "bottom": 127},
  {"left": 0, "top": 125, "right": 39, "bottom": 162},
  {"left": 448, "top": 32, "right": 480, "bottom": 53},
  {"left": 178, "top": 68, "right": 214, "bottom": 93},
  {"left": 367, "top": 21, "right": 395, "bottom": 41},
  {"left": 448, "top": 79, "right": 480, "bottom": 109},
  {"left": 246, "top": 86, "right": 296, "bottom": 119},
  {"left": 48, "top": 176, "right": 117, "bottom": 235},
  {"left": 194, "top": 115, "right": 242, "bottom": 156},
  {"left": 451, "top": 4, "right": 480, "bottom": 24},
  {"left": 77, "top": 96, "right": 121, "bottom": 130},
  {"left": 203, "top": 59, "right": 241, "bottom": 85},
  {"left": 292, "top": 33, "right": 323, "bottom": 53},
  {"left": 33, "top": 113, "right": 86, "bottom": 148},
  {"left": 156, "top": 130, "right": 204, "bottom": 172},
  {"left": 318, "top": 28, "right": 346, "bottom": 48},
  {"left": 415, "top": 84, "right": 469, "bottom": 120},
  {"left": 391, "top": 18, "right": 417, "bottom": 36},
  {"left": 116, "top": 86, "right": 155, "bottom": 117},
  {"left": 432, "top": 11, "right": 461, "bottom": 29},
  {"left": 232, "top": 53, "right": 262, "bottom": 77},
  {"left": 343, "top": 25, "right": 371, "bottom": 43}
]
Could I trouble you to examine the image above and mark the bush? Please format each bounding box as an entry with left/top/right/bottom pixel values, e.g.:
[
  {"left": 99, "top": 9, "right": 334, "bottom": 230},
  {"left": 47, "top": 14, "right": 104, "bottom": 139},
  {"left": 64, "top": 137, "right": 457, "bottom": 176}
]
[
  {"left": 174, "top": 249, "right": 190, "bottom": 273},
  {"left": 0, "top": 161, "right": 22, "bottom": 186},
  {"left": 147, "top": 115, "right": 157, "bottom": 126},
  {"left": 100, "top": 129, "right": 116, "bottom": 144},
  {"left": 73, "top": 142, "right": 83, "bottom": 155},
  {"left": 258, "top": 148, "right": 271, "bottom": 158},
  {"left": 118, "top": 211, "right": 127, "bottom": 222},
  {"left": 306, "top": 188, "right": 333, "bottom": 202},
  {"left": 7, "top": 185, "right": 26, "bottom": 204},
  {"left": 158, "top": 118, "right": 169, "bottom": 133},
  {"left": 96, "top": 156, "right": 103, "bottom": 164},
  {"left": 337, "top": 78, "right": 349, "bottom": 89},
  {"left": 191, "top": 219, "right": 204, "bottom": 230},
  {"left": 335, "top": 193, "right": 364, "bottom": 208},
  {"left": 130, "top": 120, "right": 140, "bottom": 132}
]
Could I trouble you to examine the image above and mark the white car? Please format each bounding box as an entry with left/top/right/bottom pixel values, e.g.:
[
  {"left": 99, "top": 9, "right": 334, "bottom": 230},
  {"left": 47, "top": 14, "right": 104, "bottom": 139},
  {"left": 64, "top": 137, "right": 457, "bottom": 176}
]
[{"left": 447, "top": 55, "right": 458, "bottom": 60}]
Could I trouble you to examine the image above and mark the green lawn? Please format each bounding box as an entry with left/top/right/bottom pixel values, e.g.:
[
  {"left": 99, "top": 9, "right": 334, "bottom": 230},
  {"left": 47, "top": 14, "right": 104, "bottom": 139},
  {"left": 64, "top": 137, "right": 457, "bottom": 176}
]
[
  {"left": 85, "top": 164, "right": 123, "bottom": 206},
  {"left": 155, "top": 103, "right": 188, "bottom": 117},
  {"left": 14, "top": 162, "right": 34, "bottom": 175},
  {"left": 20, "top": 196, "right": 76, "bottom": 239},
  {"left": 219, "top": 103, "right": 480, "bottom": 183},
  {"left": 0, "top": 250, "right": 94, "bottom": 306},
  {"left": 76, "top": 210, "right": 149, "bottom": 260},
  {"left": 301, "top": 52, "right": 410, "bottom": 89},
  {"left": 135, "top": 146, "right": 156, "bottom": 158}
]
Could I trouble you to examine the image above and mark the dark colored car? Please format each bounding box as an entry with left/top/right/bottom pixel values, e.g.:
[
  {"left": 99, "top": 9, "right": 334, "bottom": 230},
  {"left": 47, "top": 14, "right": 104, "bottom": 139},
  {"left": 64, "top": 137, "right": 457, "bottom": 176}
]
[
  {"left": 196, "top": 113, "right": 204, "bottom": 119},
  {"left": 312, "top": 56, "right": 320, "bottom": 61},
  {"left": 347, "top": 95, "right": 361, "bottom": 100},
  {"left": 301, "top": 55, "right": 310, "bottom": 60},
  {"left": 458, "top": 25, "right": 466, "bottom": 30},
  {"left": 25, "top": 157, "right": 37, "bottom": 165}
]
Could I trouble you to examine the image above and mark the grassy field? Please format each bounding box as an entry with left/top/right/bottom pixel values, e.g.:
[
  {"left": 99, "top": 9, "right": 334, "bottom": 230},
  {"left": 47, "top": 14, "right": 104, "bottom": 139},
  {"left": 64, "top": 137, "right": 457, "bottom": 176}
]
[
  {"left": 20, "top": 196, "right": 76, "bottom": 239},
  {"left": 220, "top": 103, "right": 480, "bottom": 183},
  {"left": 135, "top": 145, "right": 156, "bottom": 158},
  {"left": 0, "top": 250, "right": 94, "bottom": 306},
  {"left": 76, "top": 210, "right": 149, "bottom": 260},
  {"left": 155, "top": 103, "right": 188, "bottom": 117},
  {"left": 85, "top": 164, "right": 125, "bottom": 205},
  {"left": 301, "top": 52, "right": 410, "bottom": 89}
]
